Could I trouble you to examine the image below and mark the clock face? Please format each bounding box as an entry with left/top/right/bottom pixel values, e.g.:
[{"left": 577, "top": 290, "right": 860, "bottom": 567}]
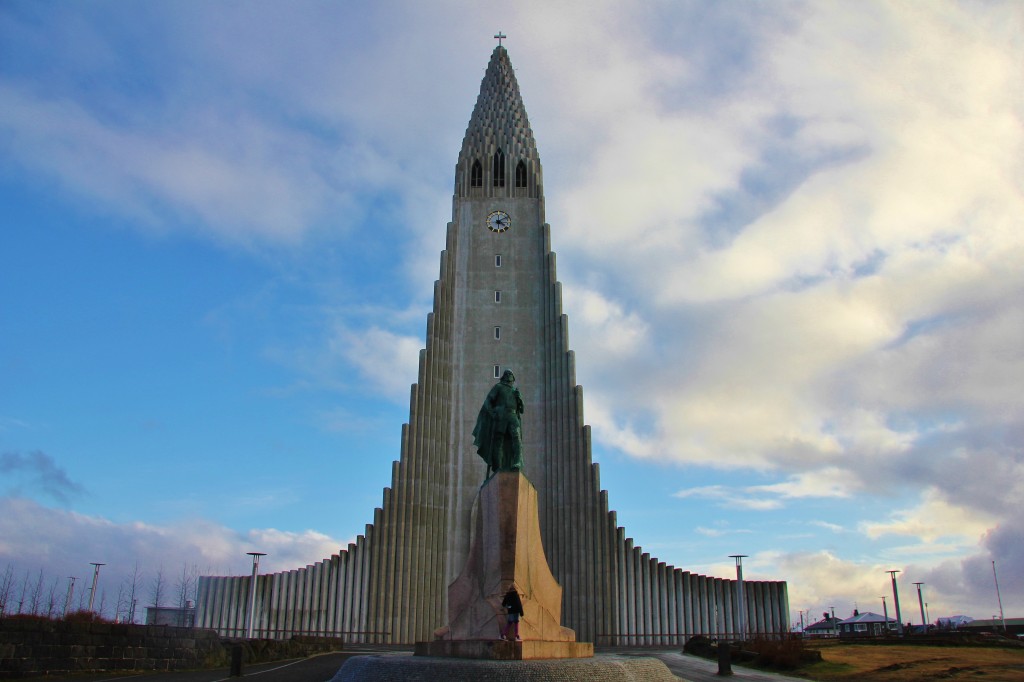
[{"left": 486, "top": 210, "right": 511, "bottom": 233}]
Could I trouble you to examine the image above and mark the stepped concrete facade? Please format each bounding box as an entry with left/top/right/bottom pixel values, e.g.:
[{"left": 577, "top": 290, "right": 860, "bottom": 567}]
[{"left": 195, "top": 45, "right": 789, "bottom": 645}]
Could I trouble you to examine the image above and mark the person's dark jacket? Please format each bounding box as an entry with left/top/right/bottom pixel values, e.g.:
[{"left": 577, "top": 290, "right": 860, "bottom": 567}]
[{"left": 501, "top": 590, "right": 524, "bottom": 616}]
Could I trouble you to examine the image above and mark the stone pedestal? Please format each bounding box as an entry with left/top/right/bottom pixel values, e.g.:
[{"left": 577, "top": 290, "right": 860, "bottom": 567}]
[{"left": 419, "top": 471, "right": 592, "bottom": 660}]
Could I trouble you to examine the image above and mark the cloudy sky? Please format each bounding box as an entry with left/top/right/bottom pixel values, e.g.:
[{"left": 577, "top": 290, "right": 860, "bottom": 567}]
[{"left": 2, "top": 1, "right": 1021, "bottom": 626}]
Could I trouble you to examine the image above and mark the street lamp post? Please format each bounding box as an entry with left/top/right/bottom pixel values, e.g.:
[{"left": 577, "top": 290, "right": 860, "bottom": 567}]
[
  {"left": 992, "top": 560, "right": 1007, "bottom": 633},
  {"left": 246, "top": 552, "right": 266, "bottom": 639},
  {"left": 87, "top": 563, "right": 105, "bottom": 613},
  {"left": 64, "top": 577, "right": 77, "bottom": 617},
  {"left": 880, "top": 596, "right": 889, "bottom": 634},
  {"left": 729, "top": 555, "right": 748, "bottom": 641},
  {"left": 887, "top": 570, "right": 904, "bottom": 636},
  {"left": 913, "top": 582, "right": 926, "bottom": 633}
]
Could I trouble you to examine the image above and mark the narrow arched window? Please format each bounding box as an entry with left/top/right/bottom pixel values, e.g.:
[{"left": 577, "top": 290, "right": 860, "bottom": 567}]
[
  {"left": 471, "top": 160, "right": 483, "bottom": 187},
  {"left": 515, "top": 160, "right": 527, "bottom": 188},
  {"left": 492, "top": 148, "right": 505, "bottom": 187}
]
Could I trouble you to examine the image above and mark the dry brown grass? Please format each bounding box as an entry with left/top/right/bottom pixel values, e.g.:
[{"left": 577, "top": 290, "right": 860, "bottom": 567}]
[{"left": 792, "top": 641, "right": 1024, "bottom": 682}]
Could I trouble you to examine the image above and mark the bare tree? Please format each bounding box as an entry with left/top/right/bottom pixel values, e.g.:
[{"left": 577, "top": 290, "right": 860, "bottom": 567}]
[
  {"left": 114, "top": 581, "right": 128, "bottom": 623},
  {"left": 76, "top": 582, "right": 87, "bottom": 611},
  {"left": 149, "top": 565, "right": 166, "bottom": 611},
  {"left": 0, "top": 563, "right": 14, "bottom": 616},
  {"left": 175, "top": 563, "right": 198, "bottom": 608},
  {"left": 27, "top": 569, "right": 44, "bottom": 615},
  {"left": 45, "top": 577, "right": 60, "bottom": 619},
  {"left": 17, "top": 569, "right": 32, "bottom": 614},
  {"left": 124, "top": 562, "right": 143, "bottom": 624}
]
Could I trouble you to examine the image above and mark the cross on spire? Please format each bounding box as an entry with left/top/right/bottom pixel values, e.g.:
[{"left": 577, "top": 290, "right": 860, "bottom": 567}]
[{"left": 494, "top": 31, "right": 507, "bottom": 46}]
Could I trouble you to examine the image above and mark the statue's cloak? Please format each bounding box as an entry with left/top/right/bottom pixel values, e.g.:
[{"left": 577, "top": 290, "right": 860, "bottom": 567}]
[{"left": 472, "top": 401, "right": 498, "bottom": 471}]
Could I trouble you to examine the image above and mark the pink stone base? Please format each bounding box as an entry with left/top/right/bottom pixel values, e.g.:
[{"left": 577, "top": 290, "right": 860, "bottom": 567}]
[{"left": 415, "top": 639, "right": 594, "bottom": 660}]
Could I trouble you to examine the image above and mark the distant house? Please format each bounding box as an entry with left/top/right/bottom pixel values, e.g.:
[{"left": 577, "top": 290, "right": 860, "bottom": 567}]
[
  {"left": 962, "top": 618, "right": 1024, "bottom": 638},
  {"left": 839, "top": 610, "right": 896, "bottom": 637},
  {"left": 936, "top": 615, "right": 973, "bottom": 630},
  {"left": 804, "top": 616, "right": 841, "bottom": 637},
  {"left": 145, "top": 604, "right": 196, "bottom": 627}
]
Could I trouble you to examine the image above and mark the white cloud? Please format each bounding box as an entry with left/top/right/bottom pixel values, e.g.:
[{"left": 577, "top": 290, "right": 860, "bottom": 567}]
[
  {"left": 563, "top": 287, "right": 649, "bottom": 359},
  {"left": 675, "top": 485, "right": 780, "bottom": 511},
  {"left": 0, "top": 497, "right": 348, "bottom": 614},
  {"left": 810, "top": 521, "right": 845, "bottom": 534},
  {"left": 333, "top": 326, "right": 422, "bottom": 402},
  {"left": 541, "top": 6, "right": 1024, "bottom": 586},
  {"left": 675, "top": 468, "right": 857, "bottom": 511},
  {"left": 695, "top": 524, "right": 753, "bottom": 538},
  {"left": 750, "top": 468, "right": 857, "bottom": 500},
  {"left": 0, "top": 85, "right": 353, "bottom": 245},
  {"left": 860, "top": 489, "right": 997, "bottom": 546}
]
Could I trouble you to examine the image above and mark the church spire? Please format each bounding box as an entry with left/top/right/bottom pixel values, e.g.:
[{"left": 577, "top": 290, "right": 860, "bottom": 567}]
[{"left": 456, "top": 45, "right": 542, "bottom": 198}]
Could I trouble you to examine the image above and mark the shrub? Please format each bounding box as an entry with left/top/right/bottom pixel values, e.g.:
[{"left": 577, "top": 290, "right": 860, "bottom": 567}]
[
  {"left": 746, "top": 636, "right": 821, "bottom": 670},
  {"left": 64, "top": 610, "right": 115, "bottom": 623}
]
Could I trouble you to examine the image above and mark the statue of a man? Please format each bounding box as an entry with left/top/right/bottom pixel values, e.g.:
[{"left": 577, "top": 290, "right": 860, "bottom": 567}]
[{"left": 472, "top": 369, "right": 524, "bottom": 476}]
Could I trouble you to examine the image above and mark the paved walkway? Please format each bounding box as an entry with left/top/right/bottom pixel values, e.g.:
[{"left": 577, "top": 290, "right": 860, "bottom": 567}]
[
  {"left": 611, "top": 649, "right": 808, "bottom": 682},
  {"left": 35, "top": 647, "right": 811, "bottom": 682}
]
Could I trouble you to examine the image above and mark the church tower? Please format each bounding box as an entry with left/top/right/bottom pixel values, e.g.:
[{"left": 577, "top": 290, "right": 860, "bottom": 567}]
[{"left": 195, "top": 44, "right": 789, "bottom": 645}]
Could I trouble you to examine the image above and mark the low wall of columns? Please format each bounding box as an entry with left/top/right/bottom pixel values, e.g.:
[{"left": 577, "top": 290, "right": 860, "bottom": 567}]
[{"left": 195, "top": 529, "right": 789, "bottom": 645}]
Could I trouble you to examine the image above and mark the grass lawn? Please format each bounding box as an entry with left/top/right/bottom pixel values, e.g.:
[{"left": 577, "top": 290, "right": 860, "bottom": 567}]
[{"left": 790, "top": 641, "right": 1024, "bottom": 682}]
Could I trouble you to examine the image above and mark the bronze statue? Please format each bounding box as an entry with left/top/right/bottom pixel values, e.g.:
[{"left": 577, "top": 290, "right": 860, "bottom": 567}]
[{"left": 472, "top": 369, "right": 524, "bottom": 477}]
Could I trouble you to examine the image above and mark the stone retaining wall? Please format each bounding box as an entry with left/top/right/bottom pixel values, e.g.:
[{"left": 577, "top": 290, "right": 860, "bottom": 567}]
[
  {"left": 0, "top": 620, "right": 227, "bottom": 677},
  {"left": 0, "top": 619, "right": 346, "bottom": 678}
]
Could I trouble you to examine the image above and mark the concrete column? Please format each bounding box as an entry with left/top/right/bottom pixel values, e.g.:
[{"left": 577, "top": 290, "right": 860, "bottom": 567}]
[
  {"left": 678, "top": 572, "right": 689, "bottom": 637},
  {"left": 309, "top": 564, "right": 319, "bottom": 634},
  {"left": 362, "top": 524, "right": 375, "bottom": 642},
  {"left": 234, "top": 576, "right": 246, "bottom": 635},
  {"left": 341, "top": 545, "right": 355, "bottom": 639},
  {"left": 282, "top": 571, "right": 294, "bottom": 636},
  {"left": 753, "top": 577, "right": 761, "bottom": 630},
  {"left": 379, "top": 482, "right": 397, "bottom": 641},
  {"left": 294, "top": 568, "right": 305, "bottom": 635},
  {"left": 782, "top": 581, "right": 790, "bottom": 634},
  {"left": 718, "top": 578, "right": 728, "bottom": 636},
  {"left": 624, "top": 541, "right": 636, "bottom": 642},
  {"left": 405, "top": 373, "right": 426, "bottom": 642},
  {"left": 653, "top": 560, "right": 665, "bottom": 644},
  {"left": 723, "top": 578, "right": 734, "bottom": 638},
  {"left": 639, "top": 552, "right": 651, "bottom": 644},
  {"left": 700, "top": 576, "right": 712, "bottom": 635},
  {"left": 662, "top": 561, "right": 672, "bottom": 644},
  {"left": 615, "top": 528, "right": 628, "bottom": 645},
  {"left": 271, "top": 571, "right": 283, "bottom": 636},
  {"left": 339, "top": 552, "right": 351, "bottom": 638},
  {"left": 351, "top": 538, "right": 363, "bottom": 642},
  {"left": 371, "top": 504, "right": 386, "bottom": 642},
  {"left": 194, "top": 578, "right": 209, "bottom": 629},
  {"left": 671, "top": 569, "right": 679, "bottom": 643},
  {"left": 326, "top": 555, "right": 338, "bottom": 635}
]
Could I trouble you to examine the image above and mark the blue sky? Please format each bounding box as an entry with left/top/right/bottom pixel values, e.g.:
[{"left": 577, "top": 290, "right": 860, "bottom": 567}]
[{"left": 2, "top": 1, "right": 1022, "bottom": 626}]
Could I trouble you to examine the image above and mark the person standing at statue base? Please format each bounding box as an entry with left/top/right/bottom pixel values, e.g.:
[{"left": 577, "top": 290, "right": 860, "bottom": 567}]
[{"left": 500, "top": 587, "right": 524, "bottom": 641}]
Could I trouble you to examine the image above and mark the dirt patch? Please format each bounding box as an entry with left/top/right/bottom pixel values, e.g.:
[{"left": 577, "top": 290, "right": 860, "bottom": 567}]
[{"left": 791, "top": 643, "right": 1024, "bottom": 682}]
